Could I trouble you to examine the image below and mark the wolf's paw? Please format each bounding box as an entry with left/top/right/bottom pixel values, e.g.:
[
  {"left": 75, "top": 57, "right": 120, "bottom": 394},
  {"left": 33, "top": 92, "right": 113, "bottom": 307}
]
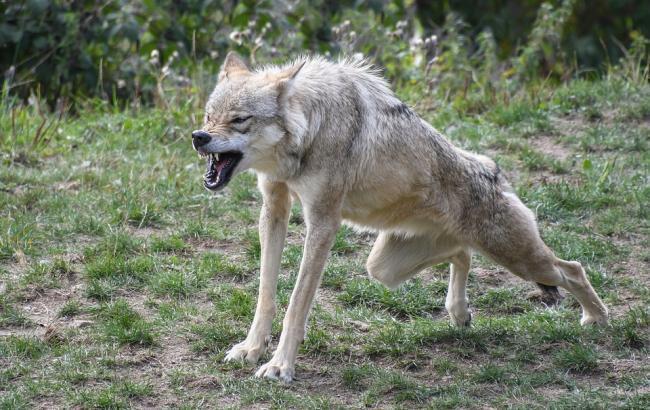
[
  {"left": 449, "top": 310, "right": 472, "bottom": 327},
  {"left": 224, "top": 338, "right": 268, "bottom": 364},
  {"left": 580, "top": 311, "right": 609, "bottom": 326},
  {"left": 446, "top": 300, "right": 472, "bottom": 327},
  {"left": 255, "top": 358, "right": 295, "bottom": 383}
]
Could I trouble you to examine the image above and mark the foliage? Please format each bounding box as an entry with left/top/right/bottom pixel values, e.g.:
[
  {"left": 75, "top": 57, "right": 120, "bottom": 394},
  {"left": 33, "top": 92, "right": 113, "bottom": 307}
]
[{"left": 1, "top": 0, "right": 648, "bottom": 107}]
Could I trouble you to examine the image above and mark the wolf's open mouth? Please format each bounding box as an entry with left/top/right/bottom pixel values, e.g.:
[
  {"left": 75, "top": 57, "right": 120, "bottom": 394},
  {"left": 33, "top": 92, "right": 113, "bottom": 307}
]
[{"left": 201, "top": 151, "right": 243, "bottom": 191}]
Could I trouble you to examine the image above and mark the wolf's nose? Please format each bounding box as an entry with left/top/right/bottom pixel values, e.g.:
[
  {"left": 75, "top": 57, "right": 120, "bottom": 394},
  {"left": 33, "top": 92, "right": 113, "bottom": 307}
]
[{"left": 192, "top": 130, "right": 211, "bottom": 148}]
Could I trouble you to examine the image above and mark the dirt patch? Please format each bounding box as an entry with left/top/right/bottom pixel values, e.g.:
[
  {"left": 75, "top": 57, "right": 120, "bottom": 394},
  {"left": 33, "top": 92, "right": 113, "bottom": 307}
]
[
  {"left": 552, "top": 115, "right": 590, "bottom": 136},
  {"left": 530, "top": 135, "right": 572, "bottom": 161},
  {"left": 128, "top": 226, "right": 164, "bottom": 239},
  {"left": 53, "top": 181, "right": 81, "bottom": 192},
  {"left": 185, "top": 236, "right": 244, "bottom": 256}
]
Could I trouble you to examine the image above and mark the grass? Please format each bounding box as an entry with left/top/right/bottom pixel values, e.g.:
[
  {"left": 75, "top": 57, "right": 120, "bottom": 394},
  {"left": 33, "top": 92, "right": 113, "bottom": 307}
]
[
  {"left": 554, "top": 344, "right": 600, "bottom": 373},
  {"left": 72, "top": 380, "right": 154, "bottom": 409},
  {"left": 0, "top": 73, "right": 648, "bottom": 407}
]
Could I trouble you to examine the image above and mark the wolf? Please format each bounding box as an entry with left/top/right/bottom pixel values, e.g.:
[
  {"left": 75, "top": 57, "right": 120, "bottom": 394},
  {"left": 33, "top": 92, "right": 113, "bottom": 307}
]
[{"left": 191, "top": 52, "right": 608, "bottom": 383}]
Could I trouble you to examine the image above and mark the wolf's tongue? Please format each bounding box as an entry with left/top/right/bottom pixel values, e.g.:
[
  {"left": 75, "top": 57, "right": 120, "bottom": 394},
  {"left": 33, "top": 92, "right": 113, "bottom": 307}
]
[{"left": 216, "top": 158, "right": 230, "bottom": 173}]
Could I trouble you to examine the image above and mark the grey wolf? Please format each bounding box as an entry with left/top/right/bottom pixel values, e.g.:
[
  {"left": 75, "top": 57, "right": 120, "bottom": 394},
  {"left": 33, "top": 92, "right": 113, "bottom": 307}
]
[{"left": 191, "top": 52, "right": 608, "bottom": 383}]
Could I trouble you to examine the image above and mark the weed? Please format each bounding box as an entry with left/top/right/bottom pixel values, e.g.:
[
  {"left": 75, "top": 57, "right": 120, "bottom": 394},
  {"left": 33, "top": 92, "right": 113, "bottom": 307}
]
[
  {"left": 0, "top": 294, "right": 31, "bottom": 326},
  {"left": 340, "top": 278, "right": 443, "bottom": 318},
  {"left": 0, "top": 336, "right": 47, "bottom": 359},
  {"left": 98, "top": 299, "right": 156, "bottom": 346},
  {"left": 212, "top": 286, "right": 254, "bottom": 320},
  {"left": 150, "top": 235, "right": 188, "bottom": 253},
  {"left": 341, "top": 364, "right": 375, "bottom": 391},
  {"left": 554, "top": 344, "right": 599, "bottom": 373},
  {"left": 281, "top": 244, "right": 302, "bottom": 269},
  {"left": 85, "top": 255, "right": 156, "bottom": 290},
  {"left": 363, "top": 367, "right": 436, "bottom": 405},
  {"left": 197, "top": 252, "right": 248, "bottom": 281},
  {"left": 432, "top": 357, "right": 459, "bottom": 375},
  {"left": 57, "top": 299, "right": 82, "bottom": 318},
  {"left": 85, "top": 278, "right": 118, "bottom": 301},
  {"left": 190, "top": 321, "right": 245, "bottom": 354},
  {"left": 473, "top": 363, "right": 509, "bottom": 383},
  {"left": 474, "top": 288, "right": 533, "bottom": 314},
  {"left": 73, "top": 380, "right": 153, "bottom": 409},
  {"left": 302, "top": 325, "right": 331, "bottom": 354},
  {"left": 224, "top": 378, "right": 299, "bottom": 407},
  {"left": 611, "top": 308, "right": 649, "bottom": 349},
  {"left": 332, "top": 226, "right": 359, "bottom": 255},
  {"left": 321, "top": 261, "right": 353, "bottom": 290},
  {"left": 243, "top": 228, "right": 261, "bottom": 264},
  {"left": 84, "top": 231, "right": 143, "bottom": 260},
  {"left": 149, "top": 270, "right": 206, "bottom": 299}
]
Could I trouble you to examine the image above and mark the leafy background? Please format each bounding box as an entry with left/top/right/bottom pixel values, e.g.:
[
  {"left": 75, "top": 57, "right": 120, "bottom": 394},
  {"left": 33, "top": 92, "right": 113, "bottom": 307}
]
[{"left": 1, "top": 0, "right": 649, "bottom": 107}]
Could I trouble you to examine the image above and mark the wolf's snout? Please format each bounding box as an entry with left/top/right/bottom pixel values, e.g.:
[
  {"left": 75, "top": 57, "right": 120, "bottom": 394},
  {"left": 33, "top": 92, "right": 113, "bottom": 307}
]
[{"left": 192, "top": 130, "right": 212, "bottom": 148}]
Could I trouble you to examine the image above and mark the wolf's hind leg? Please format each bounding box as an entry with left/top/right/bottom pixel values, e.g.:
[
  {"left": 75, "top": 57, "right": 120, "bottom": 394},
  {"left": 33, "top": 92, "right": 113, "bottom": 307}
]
[
  {"left": 475, "top": 194, "right": 608, "bottom": 325},
  {"left": 529, "top": 258, "right": 608, "bottom": 325},
  {"left": 445, "top": 249, "right": 472, "bottom": 327},
  {"left": 367, "top": 233, "right": 473, "bottom": 326},
  {"left": 366, "top": 232, "right": 461, "bottom": 289}
]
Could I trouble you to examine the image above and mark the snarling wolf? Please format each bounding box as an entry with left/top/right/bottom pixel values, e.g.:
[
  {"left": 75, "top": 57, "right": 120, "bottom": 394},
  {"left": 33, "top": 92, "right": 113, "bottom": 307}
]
[{"left": 191, "top": 52, "right": 608, "bottom": 383}]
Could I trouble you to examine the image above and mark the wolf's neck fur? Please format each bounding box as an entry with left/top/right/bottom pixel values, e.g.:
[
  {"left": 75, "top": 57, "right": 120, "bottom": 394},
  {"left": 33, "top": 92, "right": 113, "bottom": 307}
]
[
  {"left": 262, "top": 58, "right": 470, "bottom": 188},
  {"left": 257, "top": 57, "right": 502, "bottom": 227}
]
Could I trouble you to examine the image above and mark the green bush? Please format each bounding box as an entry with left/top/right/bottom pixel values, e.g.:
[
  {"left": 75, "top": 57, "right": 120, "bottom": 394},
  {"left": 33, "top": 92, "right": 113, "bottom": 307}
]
[{"left": 1, "top": 0, "right": 648, "bottom": 107}]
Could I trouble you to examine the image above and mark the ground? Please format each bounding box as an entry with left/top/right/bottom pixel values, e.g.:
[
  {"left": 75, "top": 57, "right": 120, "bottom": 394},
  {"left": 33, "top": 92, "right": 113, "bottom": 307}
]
[{"left": 1, "top": 76, "right": 649, "bottom": 409}]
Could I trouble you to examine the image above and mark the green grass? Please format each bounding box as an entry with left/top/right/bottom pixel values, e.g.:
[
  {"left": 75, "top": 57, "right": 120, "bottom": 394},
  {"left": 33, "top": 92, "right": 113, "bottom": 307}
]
[
  {"left": 0, "top": 336, "right": 47, "bottom": 359},
  {"left": 72, "top": 380, "right": 153, "bottom": 409},
  {"left": 99, "top": 299, "right": 156, "bottom": 346},
  {"left": 554, "top": 344, "right": 600, "bottom": 373},
  {"left": 150, "top": 235, "right": 188, "bottom": 254},
  {"left": 57, "top": 299, "right": 82, "bottom": 318},
  {"left": 340, "top": 277, "right": 445, "bottom": 317},
  {"left": 0, "top": 75, "right": 648, "bottom": 407},
  {"left": 0, "top": 294, "right": 31, "bottom": 326}
]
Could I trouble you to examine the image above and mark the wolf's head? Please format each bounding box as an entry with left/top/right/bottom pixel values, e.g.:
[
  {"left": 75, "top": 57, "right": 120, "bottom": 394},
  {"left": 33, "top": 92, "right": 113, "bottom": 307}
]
[{"left": 192, "top": 52, "right": 305, "bottom": 192}]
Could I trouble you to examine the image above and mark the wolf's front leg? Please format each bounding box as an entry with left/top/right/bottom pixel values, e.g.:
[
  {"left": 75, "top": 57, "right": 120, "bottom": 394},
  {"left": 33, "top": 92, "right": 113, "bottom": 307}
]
[
  {"left": 256, "top": 203, "right": 341, "bottom": 383},
  {"left": 225, "top": 180, "right": 291, "bottom": 364}
]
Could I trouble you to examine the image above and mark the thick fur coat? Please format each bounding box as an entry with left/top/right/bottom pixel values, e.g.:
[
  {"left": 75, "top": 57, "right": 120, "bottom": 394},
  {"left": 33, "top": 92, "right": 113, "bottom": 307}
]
[{"left": 191, "top": 53, "right": 608, "bottom": 382}]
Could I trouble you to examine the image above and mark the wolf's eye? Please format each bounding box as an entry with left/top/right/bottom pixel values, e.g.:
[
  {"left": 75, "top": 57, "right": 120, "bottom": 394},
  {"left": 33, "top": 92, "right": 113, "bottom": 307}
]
[{"left": 231, "top": 116, "right": 252, "bottom": 124}]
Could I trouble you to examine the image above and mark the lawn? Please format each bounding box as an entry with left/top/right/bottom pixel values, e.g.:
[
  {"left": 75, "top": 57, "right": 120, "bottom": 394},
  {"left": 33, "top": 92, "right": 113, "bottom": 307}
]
[{"left": 1, "top": 74, "right": 648, "bottom": 408}]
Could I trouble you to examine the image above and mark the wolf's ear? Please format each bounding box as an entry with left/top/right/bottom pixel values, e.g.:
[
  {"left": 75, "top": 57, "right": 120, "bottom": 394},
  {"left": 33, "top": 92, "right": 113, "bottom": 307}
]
[
  {"left": 278, "top": 61, "right": 306, "bottom": 82},
  {"left": 276, "top": 61, "right": 306, "bottom": 87},
  {"left": 218, "top": 51, "right": 250, "bottom": 82},
  {"left": 273, "top": 60, "right": 306, "bottom": 99}
]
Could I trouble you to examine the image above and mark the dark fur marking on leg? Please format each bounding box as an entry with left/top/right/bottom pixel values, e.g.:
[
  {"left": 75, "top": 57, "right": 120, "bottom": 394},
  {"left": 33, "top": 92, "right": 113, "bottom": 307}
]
[{"left": 536, "top": 283, "right": 563, "bottom": 306}]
